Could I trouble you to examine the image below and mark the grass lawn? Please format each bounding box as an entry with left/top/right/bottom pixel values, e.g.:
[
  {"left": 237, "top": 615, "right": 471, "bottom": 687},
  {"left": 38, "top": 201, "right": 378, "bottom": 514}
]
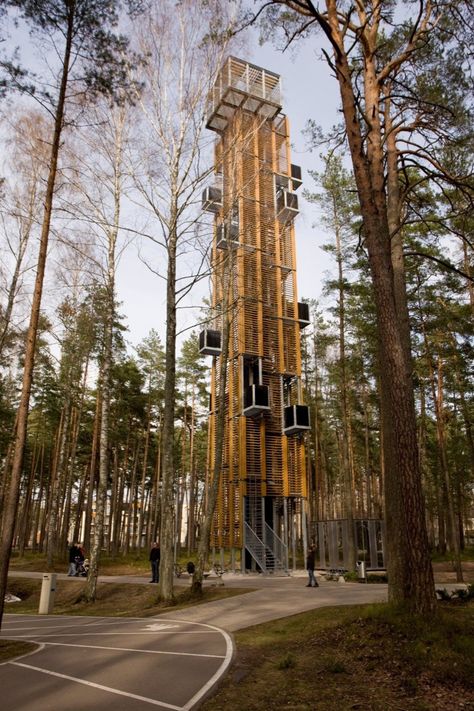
[
  {"left": 0, "top": 639, "right": 38, "bottom": 663},
  {"left": 201, "top": 601, "right": 474, "bottom": 711},
  {"left": 4, "top": 576, "right": 250, "bottom": 617},
  {"left": 8, "top": 550, "right": 151, "bottom": 576}
]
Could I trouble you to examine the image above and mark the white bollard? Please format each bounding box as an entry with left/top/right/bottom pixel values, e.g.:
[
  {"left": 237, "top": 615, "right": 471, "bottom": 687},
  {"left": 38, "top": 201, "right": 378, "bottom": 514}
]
[{"left": 39, "top": 573, "right": 56, "bottom": 614}]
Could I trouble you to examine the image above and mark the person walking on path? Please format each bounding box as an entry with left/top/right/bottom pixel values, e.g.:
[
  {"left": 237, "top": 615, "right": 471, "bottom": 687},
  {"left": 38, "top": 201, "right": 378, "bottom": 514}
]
[
  {"left": 149, "top": 541, "right": 161, "bottom": 583},
  {"left": 306, "top": 544, "right": 319, "bottom": 587}
]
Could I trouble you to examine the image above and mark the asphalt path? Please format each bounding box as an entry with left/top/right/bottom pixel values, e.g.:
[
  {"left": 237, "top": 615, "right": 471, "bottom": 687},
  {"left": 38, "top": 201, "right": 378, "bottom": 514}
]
[{"left": 0, "top": 613, "right": 233, "bottom": 710}]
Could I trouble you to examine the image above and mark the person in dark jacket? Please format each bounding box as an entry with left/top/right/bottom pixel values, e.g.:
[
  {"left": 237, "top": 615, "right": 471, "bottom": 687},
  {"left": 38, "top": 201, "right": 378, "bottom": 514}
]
[
  {"left": 68, "top": 542, "right": 80, "bottom": 576},
  {"left": 149, "top": 541, "right": 161, "bottom": 583},
  {"left": 306, "top": 544, "right": 319, "bottom": 587}
]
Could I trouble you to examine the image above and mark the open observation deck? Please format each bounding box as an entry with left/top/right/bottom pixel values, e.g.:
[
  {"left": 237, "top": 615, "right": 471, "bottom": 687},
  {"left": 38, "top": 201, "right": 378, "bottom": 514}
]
[{"left": 206, "top": 56, "right": 282, "bottom": 133}]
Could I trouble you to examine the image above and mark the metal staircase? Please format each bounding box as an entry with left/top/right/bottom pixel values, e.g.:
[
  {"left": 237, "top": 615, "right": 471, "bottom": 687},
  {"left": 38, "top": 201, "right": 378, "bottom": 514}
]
[{"left": 244, "top": 519, "right": 288, "bottom": 574}]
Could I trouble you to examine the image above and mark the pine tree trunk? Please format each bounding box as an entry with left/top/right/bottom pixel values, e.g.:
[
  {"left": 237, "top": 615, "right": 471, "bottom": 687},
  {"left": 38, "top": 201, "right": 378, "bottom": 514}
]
[
  {"left": 159, "top": 203, "right": 179, "bottom": 602},
  {"left": 187, "top": 388, "right": 196, "bottom": 553},
  {"left": 83, "top": 393, "right": 101, "bottom": 555},
  {"left": 129, "top": 444, "right": 139, "bottom": 550},
  {"left": 85, "top": 109, "right": 123, "bottom": 601},
  {"left": 432, "top": 357, "right": 463, "bottom": 582},
  {"left": 192, "top": 271, "right": 231, "bottom": 594},
  {"left": 331, "top": 30, "right": 435, "bottom": 613},
  {"left": 335, "top": 213, "right": 356, "bottom": 570},
  {"left": 31, "top": 444, "right": 45, "bottom": 551},
  {"left": 137, "top": 408, "right": 151, "bottom": 550},
  {"left": 0, "top": 10, "right": 75, "bottom": 626},
  {"left": 17, "top": 436, "right": 40, "bottom": 555},
  {"left": 48, "top": 402, "right": 72, "bottom": 566},
  {"left": 111, "top": 450, "right": 123, "bottom": 556}
]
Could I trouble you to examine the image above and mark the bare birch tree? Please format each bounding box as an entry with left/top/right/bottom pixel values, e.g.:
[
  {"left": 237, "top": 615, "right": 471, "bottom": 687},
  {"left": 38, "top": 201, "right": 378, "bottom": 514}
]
[
  {"left": 59, "top": 96, "right": 133, "bottom": 601},
  {"left": 128, "top": 0, "right": 239, "bottom": 602},
  {"left": 0, "top": 111, "right": 48, "bottom": 362}
]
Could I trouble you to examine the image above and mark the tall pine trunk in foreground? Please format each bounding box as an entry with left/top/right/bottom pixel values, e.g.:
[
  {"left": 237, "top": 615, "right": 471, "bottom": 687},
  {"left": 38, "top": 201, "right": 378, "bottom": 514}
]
[
  {"left": 0, "top": 8, "right": 74, "bottom": 626},
  {"left": 260, "top": 0, "right": 438, "bottom": 614}
]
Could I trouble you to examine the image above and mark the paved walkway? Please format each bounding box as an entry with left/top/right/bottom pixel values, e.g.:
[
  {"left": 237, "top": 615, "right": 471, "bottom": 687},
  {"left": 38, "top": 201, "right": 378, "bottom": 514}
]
[
  {"left": 7, "top": 569, "right": 390, "bottom": 632},
  {"left": 159, "top": 572, "right": 389, "bottom": 631}
]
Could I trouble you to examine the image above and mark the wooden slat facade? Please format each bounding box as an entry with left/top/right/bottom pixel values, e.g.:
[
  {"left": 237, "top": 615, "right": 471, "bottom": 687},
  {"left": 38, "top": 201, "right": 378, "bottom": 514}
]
[{"left": 205, "top": 58, "right": 308, "bottom": 554}]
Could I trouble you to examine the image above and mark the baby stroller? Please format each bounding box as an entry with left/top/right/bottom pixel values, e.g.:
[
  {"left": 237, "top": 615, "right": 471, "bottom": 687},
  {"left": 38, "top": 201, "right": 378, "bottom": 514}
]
[{"left": 75, "top": 556, "right": 89, "bottom": 577}]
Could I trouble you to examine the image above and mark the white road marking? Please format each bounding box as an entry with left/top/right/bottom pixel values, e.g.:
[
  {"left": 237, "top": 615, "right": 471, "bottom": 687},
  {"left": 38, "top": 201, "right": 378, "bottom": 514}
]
[
  {"left": 175, "top": 623, "right": 234, "bottom": 711},
  {"left": 142, "top": 623, "right": 179, "bottom": 631},
  {"left": 3, "top": 617, "right": 234, "bottom": 710},
  {"left": 1, "top": 617, "right": 157, "bottom": 632},
  {"left": 1, "top": 623, "right": 85, "bottom": 632},
  {"left": 10, "top": 661, "right": 182, "bottom": 709},
  {"left": 39, "top": 641, "right": 225, "bottom": 659},
  {"left": 0, "top": 643, "right": 45, "bottom": 666},
  {"left": 4, "top": 630, "right": 216, "bottom": 638}
]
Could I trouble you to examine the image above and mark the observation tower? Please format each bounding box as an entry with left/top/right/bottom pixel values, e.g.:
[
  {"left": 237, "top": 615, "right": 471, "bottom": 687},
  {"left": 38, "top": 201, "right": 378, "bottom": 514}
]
[{"left": 200, "top": 57, "right": 310, "bottom": 573}]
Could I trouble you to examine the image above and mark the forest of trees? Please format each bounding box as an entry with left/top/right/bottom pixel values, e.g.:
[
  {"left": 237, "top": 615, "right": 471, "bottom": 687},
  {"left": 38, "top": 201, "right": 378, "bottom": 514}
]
[{"left": 0, "top": 0, "right": 472, "bottom": 618}]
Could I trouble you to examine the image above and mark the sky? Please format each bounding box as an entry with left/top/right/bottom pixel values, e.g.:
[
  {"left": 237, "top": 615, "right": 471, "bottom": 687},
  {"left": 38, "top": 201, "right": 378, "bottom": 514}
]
[
  {"left": 115, "top": 30, "right": 341, "bottom": 353},
  {"left": 0, "top": 9, "right": 342, "bottom": 356}
]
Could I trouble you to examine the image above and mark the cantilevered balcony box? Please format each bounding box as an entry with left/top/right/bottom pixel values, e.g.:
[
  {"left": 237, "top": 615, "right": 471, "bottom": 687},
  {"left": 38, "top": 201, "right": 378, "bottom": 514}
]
[
  {"left": 291, "top": 164, "right": 302, "bottom": 190},
  {"left": 202, "top": 186, "right": 222, "bottom": 214},
  {"left": 199, "top": 329, "right": 221, "bottom": 356},
  {"left": 298, "top": 302, "right": 310, "bottom": 328},
  {"left": 277, "top": 190, "right": 299, "bottom": 222},
  {"left": 217, "top": 222, "right": 239, "bottom": 250},
  {"left": 243, "top": 384, "right": 270, "bottom": 417},
  {"left": 283, "top": 405, "right": 310, "bottom": 435}
]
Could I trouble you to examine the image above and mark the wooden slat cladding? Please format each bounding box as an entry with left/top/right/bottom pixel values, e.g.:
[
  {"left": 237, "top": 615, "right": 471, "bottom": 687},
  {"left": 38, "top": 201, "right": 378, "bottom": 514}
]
[{"left": 206, "top": 61, "right": 307, "bottom": 550}]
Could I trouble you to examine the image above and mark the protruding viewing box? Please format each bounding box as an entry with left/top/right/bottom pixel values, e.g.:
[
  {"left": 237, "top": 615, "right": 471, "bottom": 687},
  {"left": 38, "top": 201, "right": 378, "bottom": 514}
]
[
  {"left": 291, "top": 164, "right": 302, "bottom": 190},
  {"left": 217, "top": 222, "right": 239, "bottom": 250},
  {"left": 283, "top": 405, "right": 310, "bottom": 435},
  {"left": 244, "top": 384, "right": 270, "bottom": 417},
  {"left": 277, "top": 190, "right": 299, "bottom": 222},
  {"left": 199, "top": 329, "right": 221, "bottom": 356},
  {"left": 202, "top": 186, "right": 222, "bottom": 213},
  {"left": 298, "top": 301, "right": 310, "bottom": 328}
]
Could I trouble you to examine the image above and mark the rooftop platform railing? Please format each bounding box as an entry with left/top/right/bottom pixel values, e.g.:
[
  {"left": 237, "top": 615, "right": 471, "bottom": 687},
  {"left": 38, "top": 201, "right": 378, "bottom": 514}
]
[{"left": 207, "top": 56, "right": 282, "bottom": 133}]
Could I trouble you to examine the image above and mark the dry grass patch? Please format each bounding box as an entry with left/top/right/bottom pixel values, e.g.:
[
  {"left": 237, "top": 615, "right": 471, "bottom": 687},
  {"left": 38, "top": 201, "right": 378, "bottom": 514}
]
[
  {"left": 8, "top": 551, "right": 150, "bottom": 576},
  {"left": 0, "top": 640, "right": 38, "bottom": 663},
  {"left": 202, "top": 602, "right": 474, "bottom": 711},
  {"left": 5, "top": 576, "right": 250, "bottom": 617}
]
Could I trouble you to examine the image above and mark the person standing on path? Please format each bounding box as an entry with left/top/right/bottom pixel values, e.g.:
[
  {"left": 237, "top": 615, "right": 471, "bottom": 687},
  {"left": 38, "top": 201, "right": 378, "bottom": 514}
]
[
  {"left": 149, "top": 541, "right": 161, "bottom": 583},
  {"left": 306, "top": 544, "right": 319, "bottom": 587}
]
